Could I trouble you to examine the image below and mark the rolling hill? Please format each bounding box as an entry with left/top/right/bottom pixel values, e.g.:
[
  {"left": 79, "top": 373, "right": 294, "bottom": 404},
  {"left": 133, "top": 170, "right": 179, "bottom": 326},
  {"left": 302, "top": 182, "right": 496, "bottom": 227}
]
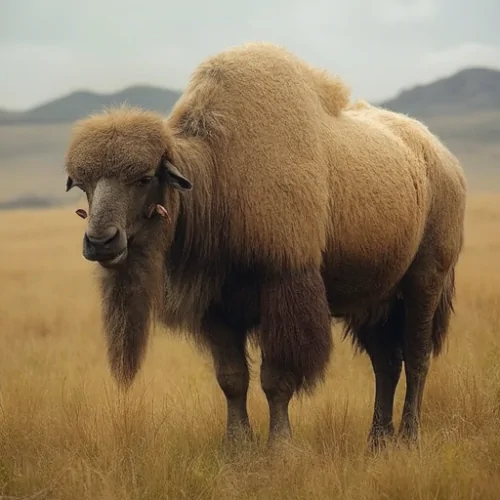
[
  {"left": 379, "top": 67, "right": 500, "bottom": 118},
  {"left": 0, "top": 85, "right": 182, "bottom": 126},
  {"left": 1, "top": 66, "right": 499, "bottom": 126},
  {"left": 0, "top": 66, "right": 499, "bottom": 207}
]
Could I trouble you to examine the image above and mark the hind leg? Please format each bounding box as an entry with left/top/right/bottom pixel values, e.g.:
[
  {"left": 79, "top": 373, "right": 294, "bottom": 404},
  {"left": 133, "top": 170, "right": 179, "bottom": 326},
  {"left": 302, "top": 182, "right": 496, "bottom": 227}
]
[
  {"left": 259, "top": 267, "right": 333, "bottom": 443},
  {"left": 398, "top": 270, "right": 446, "bottom": 443},
  {"left": 202, "top": 316, "right": 252, "bottom": 442},
  {"left": 353, "top": 300, "right": 405, "bottom": 451}
]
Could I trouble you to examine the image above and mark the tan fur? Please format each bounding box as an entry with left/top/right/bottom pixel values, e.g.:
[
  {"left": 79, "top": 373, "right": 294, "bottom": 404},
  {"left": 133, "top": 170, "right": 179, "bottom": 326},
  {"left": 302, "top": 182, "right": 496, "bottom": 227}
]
[
  {"left": 65, "top": 42, "right": 467, "bottom": 446},
  {"left": 165, "top": 42, "right": 351, "bottom": 273},
  {"left": 66, "top": 105, "right": 170, "bottom": 182},
  {"left": 321, "top": 98, "right": 466, "bottom": 314}
]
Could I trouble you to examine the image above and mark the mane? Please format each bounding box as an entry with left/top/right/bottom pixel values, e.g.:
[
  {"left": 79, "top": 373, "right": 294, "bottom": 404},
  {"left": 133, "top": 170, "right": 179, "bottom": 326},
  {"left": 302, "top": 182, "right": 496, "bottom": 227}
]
[{"left": 158, "top": 128, "right": 229, "bottom": 335}]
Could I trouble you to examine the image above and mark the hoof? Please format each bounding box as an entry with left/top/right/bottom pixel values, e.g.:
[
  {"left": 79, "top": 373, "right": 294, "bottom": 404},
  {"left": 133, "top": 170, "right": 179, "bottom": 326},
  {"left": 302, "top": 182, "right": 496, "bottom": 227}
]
[
  {"left": 221, "top": 426, "right": 258, "bottom": 453},
  {"left": 367, "top": 425, "right": 396, "bottom": 455}
]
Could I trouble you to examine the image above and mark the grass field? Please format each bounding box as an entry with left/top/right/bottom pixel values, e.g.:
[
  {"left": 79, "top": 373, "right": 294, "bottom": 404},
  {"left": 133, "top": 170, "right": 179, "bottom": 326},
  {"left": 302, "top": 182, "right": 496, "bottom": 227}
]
[{"left": 1, "top": 194, "right": 500, "bottom": 499}]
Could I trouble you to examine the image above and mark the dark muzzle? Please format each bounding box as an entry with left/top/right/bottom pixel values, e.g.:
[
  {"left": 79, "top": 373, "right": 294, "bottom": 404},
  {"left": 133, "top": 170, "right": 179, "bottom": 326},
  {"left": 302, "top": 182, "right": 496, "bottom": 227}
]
[{"left": 83, "top": 226, "right": 126, "bottom": 263}]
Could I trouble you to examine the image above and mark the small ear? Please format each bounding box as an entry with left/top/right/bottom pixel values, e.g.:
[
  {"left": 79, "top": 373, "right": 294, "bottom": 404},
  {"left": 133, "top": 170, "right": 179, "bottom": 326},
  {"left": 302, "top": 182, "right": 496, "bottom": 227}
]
[
  {"left": 65, "top": 176, "right": 74, "bottom": 192},
  {"left": 163, "top": 159, "right": 193, "bottom": 191}
]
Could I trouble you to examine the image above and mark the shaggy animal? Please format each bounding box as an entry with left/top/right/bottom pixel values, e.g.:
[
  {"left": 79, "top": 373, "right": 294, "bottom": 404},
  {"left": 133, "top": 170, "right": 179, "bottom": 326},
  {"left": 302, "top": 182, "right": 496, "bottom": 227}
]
[{"left": 64, "top": 42, "right": 467, "bottom": 449}]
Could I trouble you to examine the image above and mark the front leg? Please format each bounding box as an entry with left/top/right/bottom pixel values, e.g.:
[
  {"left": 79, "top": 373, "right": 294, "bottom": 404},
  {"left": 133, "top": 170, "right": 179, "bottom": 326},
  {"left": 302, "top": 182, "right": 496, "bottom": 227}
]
[
  {"left": 202, "top": 315, "right": 252, "bottom": 442},
  {"left": 260, "top": 359, "right": 295, "bottom": 441},
  {"left": 259, "top": 266, "right": 333, "bottom": 444}
]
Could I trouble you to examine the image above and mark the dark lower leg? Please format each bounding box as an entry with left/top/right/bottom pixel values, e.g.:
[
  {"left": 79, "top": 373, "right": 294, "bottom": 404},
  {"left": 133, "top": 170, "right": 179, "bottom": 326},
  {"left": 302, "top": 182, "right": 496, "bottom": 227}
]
[
  {"left": 355, "top": 304, "right": 404, "bottom": 450},
  {"left": 217, "top": 362, "right": 251, "bottom": 441},
  {"left": 399, "top": 351, "right": 431, "bottom": 442},
  {"left": 369, "top": 346, "right": 403, "bottom": 449},
  {"left": 260, "top": 359, "right": 296, "bottom": 441},
  {"left": 259, "top": 266, "right": 333, "bottom": 444},
  {"left": 204, "top": 320, "right": 251, "bottom": 441},
  {"left": 399, "top": 283, "right": 441, "bottom": 443}
]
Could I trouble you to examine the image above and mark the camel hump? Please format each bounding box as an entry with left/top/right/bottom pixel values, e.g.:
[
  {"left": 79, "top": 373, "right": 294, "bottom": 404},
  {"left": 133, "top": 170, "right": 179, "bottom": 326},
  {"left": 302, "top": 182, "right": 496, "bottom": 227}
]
[
  {"left": 310, "top": 66, "right": 351, "bottom": 117},
  {"left": 348, "top": 99, "right": 372, "bottom": 111}
]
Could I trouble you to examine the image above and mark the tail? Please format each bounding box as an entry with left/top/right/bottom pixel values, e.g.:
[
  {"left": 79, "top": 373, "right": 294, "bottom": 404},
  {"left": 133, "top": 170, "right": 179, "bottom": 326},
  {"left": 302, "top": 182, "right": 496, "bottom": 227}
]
[{"left": 432, "top": 267, "right": 456, "bottom": 357}]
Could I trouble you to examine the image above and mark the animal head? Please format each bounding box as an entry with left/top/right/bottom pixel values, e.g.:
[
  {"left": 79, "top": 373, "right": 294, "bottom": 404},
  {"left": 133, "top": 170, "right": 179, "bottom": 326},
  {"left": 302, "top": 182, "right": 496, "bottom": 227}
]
[{"left": 64, "top": 106, "right": 192, "bottom": 268}]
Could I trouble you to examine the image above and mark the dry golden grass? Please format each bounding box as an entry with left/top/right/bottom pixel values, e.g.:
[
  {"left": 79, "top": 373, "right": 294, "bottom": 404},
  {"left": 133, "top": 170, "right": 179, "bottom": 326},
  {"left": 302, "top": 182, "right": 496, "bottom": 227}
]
[{"left": 1, "top": 195, "right": 500, "bottom": 499}]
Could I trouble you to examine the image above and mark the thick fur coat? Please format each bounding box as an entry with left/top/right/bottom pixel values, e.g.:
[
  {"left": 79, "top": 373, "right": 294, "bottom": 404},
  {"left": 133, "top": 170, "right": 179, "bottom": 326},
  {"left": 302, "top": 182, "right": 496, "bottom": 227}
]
[{"left": 65, "top": 42, "right": 466, "bottom": 445}]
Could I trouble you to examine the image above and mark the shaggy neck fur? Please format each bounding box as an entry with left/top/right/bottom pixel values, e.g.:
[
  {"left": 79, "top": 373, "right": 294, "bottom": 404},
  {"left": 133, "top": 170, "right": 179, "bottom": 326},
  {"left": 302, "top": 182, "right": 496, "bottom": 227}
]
[
  {"left": 98, "top": 129, "right": 224, "bottom": 386},
  {"left": 98, "top": 227, "right": 168, "bottom": 387},
  {"left": 162, "top": 133, "right": 229, "bottom": 334}
]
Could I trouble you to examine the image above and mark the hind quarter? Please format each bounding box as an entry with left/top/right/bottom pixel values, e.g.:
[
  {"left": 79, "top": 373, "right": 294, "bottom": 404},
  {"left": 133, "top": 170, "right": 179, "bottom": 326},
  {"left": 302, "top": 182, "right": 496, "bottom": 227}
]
[{"left": 320, "top": 110, "right": 431, "bottom": 315}]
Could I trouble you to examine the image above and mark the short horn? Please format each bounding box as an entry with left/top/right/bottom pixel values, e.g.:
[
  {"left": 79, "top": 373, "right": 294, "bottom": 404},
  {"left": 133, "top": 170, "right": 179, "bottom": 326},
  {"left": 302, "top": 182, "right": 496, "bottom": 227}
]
[
  {"left": 75, "top": 208, "right": 88, "bottom": 219},
  {"left": 155, "top": 204, "right": 172, "bottom": 223}
]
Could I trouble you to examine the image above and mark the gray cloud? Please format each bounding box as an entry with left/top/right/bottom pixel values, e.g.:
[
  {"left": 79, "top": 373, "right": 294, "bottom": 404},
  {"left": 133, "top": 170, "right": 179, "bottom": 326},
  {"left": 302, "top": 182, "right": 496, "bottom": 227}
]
[{"left": 2, "top": 0, "right": 499, "bottom": 109}]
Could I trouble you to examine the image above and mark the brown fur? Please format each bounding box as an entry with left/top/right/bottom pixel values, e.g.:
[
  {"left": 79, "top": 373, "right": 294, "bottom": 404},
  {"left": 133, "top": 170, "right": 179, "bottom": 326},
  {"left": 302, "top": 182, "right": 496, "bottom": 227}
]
[
  {"left": 260, "top": 267, "right": 332, "bottom": 390},
  {"left": 64, "top": 42, "right": 467, "bottom": 445}
]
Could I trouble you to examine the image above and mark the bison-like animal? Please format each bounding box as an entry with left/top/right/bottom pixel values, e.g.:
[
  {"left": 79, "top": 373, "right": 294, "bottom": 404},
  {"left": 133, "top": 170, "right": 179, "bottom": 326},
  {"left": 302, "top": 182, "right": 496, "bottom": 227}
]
[{"left": 64, "top": 42, "right": 467, "bottom": 449}]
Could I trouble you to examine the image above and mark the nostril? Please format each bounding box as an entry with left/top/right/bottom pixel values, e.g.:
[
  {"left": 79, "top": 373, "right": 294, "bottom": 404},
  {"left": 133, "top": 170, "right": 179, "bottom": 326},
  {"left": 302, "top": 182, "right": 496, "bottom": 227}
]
[{"left": 85, "top": 226, "right": 119, "bottom": 246}]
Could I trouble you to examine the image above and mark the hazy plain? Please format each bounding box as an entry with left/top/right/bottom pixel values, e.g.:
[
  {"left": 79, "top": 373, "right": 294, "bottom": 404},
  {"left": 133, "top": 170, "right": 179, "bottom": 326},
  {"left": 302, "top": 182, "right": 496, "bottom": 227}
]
[{"left": 1, "top": 108, "right": 500, "bottom": 202}]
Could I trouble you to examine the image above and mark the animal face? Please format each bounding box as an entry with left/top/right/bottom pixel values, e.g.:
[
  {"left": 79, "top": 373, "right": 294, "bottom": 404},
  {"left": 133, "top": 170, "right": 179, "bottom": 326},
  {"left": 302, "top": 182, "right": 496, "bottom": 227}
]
[
  {"left": 66, "top": 157, "right": 192, "bottom": 268},
  {"left": 64, "top": 109, "right": 193, "bottom": 268}
]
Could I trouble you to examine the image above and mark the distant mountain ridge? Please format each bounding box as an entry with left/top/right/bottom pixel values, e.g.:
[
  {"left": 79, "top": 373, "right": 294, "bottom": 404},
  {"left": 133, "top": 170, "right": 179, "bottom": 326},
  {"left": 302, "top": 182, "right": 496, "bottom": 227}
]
[
  {"left": 380, "top": 67, "right": 500, "bottom": 118},
  {"left": 0, "top": 85, "right": 182, "bottom": 125},
  {"left": 1, "top": 66, "right": 499, "bottom": 126},
  {"left": 1, "top": 65, "right": 499, "bottom": 210}
]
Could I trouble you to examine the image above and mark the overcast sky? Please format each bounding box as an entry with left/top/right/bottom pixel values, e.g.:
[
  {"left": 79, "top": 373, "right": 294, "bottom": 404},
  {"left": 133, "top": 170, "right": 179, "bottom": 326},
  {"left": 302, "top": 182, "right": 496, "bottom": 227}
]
[{"left": 1, "top": 0, "right": 500, "bottom": 110}]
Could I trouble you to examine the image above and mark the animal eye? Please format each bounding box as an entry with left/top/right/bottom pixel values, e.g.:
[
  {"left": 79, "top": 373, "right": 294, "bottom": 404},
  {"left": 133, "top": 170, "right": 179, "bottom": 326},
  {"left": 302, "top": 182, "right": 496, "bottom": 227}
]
[{"left": 136, "top": 176, "right": 154, "bottom": 187}]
